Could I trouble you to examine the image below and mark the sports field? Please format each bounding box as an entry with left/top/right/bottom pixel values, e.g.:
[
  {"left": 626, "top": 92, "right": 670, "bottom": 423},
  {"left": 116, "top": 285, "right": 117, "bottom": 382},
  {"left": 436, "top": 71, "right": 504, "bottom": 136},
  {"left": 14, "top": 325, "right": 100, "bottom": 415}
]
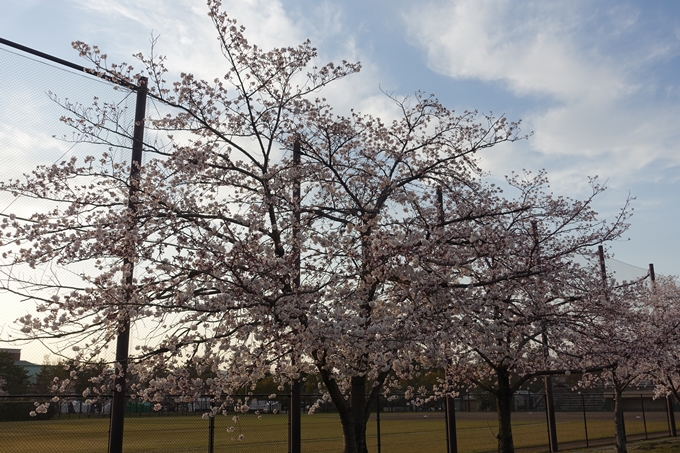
[{"left": 0, "top": 411, "right": 674, "bottom": 452}]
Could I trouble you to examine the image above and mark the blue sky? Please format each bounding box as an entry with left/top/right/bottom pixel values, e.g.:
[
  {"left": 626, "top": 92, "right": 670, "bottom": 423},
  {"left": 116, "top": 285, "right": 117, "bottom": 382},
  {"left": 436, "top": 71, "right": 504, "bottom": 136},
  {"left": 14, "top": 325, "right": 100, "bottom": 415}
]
[{"left": 2, "top": 1, "right": 680, "bottom": 359}]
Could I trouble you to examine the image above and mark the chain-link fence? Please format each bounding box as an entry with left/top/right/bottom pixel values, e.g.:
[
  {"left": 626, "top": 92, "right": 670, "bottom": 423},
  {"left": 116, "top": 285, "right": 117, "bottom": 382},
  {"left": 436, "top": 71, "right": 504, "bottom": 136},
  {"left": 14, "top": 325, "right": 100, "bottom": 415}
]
[
  {"left": 1, "top": 389, "right": 678, "bottom": 452},
  {"left": 0, "top": 42, "right": 139, "bottom": 365}
]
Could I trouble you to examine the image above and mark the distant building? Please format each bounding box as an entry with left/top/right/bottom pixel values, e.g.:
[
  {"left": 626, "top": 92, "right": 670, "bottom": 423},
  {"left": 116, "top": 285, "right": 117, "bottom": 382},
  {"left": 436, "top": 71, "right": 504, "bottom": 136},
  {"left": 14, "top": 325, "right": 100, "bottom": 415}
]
[
  {"left": 0, "top": 348, "right": 42, "bottom": 383},
  {"left": 1, "top": 348, "right": 21, "bottom": 361}
]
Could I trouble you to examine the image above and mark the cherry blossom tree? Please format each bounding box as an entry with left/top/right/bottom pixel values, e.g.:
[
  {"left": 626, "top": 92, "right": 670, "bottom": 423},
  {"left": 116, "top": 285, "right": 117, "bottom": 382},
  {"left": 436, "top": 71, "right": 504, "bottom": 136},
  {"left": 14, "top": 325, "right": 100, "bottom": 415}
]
[
  {"left": 622, "top": 275, "right": 680, "bottom": 447},
  {"left": 285, "top": 91, "right": 524, "bottom": 452},
  {"left": 420, "top": 172, "right": 632, "bottom": 453},
  {"left": 575, "top": 270, "right": 654, "bottom": 453},
  {"left": 0, "top": 3, "right": 522, "bottom": 453},
  {"left": 0, "top": 0, "right": 358, "bottom": 440},
  {"left": 646, "top": 277, "right": 680, "bottom": 403}
]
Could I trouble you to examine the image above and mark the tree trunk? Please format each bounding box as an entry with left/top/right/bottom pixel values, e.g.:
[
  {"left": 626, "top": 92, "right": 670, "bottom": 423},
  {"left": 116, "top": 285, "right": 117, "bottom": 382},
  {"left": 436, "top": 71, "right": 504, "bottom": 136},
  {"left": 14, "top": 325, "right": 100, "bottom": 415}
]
[
  {"left": 496, "top": 367, "right": 515, "bottom": 453},
  {"left": 317, "top": 366, "right": 369, "bottom": 453},
  {"left": 338, "top": 409, "right": 359, "bottom": 453},
  {"left": 614, "top": 387, "right": 627, "bottom": 453},
  {"left": 350, "top": 376, "right": 369, "bottom": 453}
]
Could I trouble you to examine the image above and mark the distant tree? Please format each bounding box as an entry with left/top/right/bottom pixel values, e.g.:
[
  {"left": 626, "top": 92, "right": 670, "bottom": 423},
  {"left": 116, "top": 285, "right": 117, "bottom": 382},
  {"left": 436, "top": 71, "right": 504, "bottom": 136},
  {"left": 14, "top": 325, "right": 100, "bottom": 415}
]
[
  {"left": 0, "top": 353, "right": 56, "bottom": 421},
  {"left": 0, "top": 351, "right": 29, "bottom": 395},
  {"left": 34, "top": 358, "right": 107, "bottom": 396},
  {"left": 583, "top": 274, "right": 680, "bottom": 453},
  {"left": 575, "top": 273, "right": 653, "bottom": 453},
  {"left": 645, "top": 277, "right": 680, "bottom": 404},
  {"left": 33, "top": 360, "right": 59, "bottom": 394},
  {"left": 251, "top": 374, "right": 280, "bottom": 395}
]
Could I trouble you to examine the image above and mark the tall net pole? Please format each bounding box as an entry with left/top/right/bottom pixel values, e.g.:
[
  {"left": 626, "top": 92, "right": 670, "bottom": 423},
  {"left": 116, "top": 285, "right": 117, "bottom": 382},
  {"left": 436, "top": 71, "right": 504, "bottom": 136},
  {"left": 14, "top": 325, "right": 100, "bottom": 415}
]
[
  {"left": 533, "top": 221, "right": 558, "bottom": 452},
  {"left": 108, "top": 77, "right": 147, "bottom": 453},
  {"left": 289, "top": 137, "right": 302, "bottom": 453},
  {"left": 437, "top": 187, "right": 458, "bottom": 453}
]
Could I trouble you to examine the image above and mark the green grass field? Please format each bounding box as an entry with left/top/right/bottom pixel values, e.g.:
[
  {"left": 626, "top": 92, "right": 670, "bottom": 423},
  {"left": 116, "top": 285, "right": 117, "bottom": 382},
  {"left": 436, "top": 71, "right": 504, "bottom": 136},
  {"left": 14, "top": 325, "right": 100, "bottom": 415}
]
[{"left": 0, "top": 411, "right": 676, "bottom": 453}]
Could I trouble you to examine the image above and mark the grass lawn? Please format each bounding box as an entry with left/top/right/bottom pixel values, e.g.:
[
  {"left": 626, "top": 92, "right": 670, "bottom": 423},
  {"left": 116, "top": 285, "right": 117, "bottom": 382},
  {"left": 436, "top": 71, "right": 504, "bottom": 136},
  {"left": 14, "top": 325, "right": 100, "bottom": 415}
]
[
  {"left": 568, "top": 437, "right": 680, "bottom": 453},
  {"left": 0, "top": 411, "right": 676, "bottom": 452}
]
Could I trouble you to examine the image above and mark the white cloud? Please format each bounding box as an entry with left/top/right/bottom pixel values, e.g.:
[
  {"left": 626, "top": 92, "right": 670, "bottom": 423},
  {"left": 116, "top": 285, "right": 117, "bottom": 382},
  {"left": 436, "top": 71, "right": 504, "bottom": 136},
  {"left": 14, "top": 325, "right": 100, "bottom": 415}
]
[
  {"left": 63, "top": 0, "right": 390, "bottom": 121},
  {"left": 67, "top": 0, "right": 304, "bottom": 80},
  {"left": 403, "top": 0, "right": 680, "bottom": 190},
  {"left": 404, "top": 0, "right": 630, "bottom": 102}
]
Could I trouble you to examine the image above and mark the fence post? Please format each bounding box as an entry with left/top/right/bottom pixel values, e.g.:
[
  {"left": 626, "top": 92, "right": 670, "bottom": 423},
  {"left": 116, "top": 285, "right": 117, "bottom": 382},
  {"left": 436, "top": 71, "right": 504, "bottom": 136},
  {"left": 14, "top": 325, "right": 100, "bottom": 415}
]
[
  {"left": 640, "top": 394, "right": 648, "bottom": 440},
  {"left": 445, "top": 393, "right": 458, "bottom": 453},
  {"left": 581, "top": 393, "right": 589, "bottom": 447},
  {"left": 290, "top": 380, "right": 301, "bottom": 453},
  {"left": 208, "top": 415, "right": 215, "bottom": 453},
  {"left": 542, "top": 374, "right": 558, "bottom": 452},
  {"left": 376, "top": 389, "right": 382, "bottom": 453}
]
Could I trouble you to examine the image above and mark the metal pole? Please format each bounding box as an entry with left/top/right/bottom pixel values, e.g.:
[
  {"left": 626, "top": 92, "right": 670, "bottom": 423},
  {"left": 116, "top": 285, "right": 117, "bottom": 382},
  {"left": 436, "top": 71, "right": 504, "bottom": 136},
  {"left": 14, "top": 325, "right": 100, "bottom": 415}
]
[
  {"left": 543, "top": 339, "right": 559, "bottom": 452},
  {"left": 108, "top": 76, "right": 147, "bottom": 453},
  {"left": 533, "top": 221, "right": 558, "bottom": 452},
  {"left": 598, "top": 246, "right": 609, "bottom": 303},
  {"left": 208, "top": 416, "right": 215, "bottom": 453},
  {"left": 289, "top": 380, "right": 301, "bottom": 453},
  {"left": 376, "top": 388, "right": 382, "bottom": 453},
  {"left": 468, "top": 389, "right": 471, "bottom": 412},
  {"left": 641, "top": 394, "right": 648, "bottom": 440},
  {"left": 289, "top": 137, "right": 302, "bottom": 453},
  {"left": 445, "top": 394, "right": 458, "bottom": 453},
  {"left": 597, "top": 246, "right": 606, "bottom": 280},
  {"left": 287, "top": 394, "right": 291, "bottom": 453},
  {"left": 623, "top": 403, "right": 627, "bottom": 443},
  {"left": 581, "top": 393, "right": 589, "bottom": 447},
  {"left": 436, "top": 187, "right": 445, "bottom": 227},
  {"left": 438, "top": 187, "right": 458, "bottom": 453}
]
